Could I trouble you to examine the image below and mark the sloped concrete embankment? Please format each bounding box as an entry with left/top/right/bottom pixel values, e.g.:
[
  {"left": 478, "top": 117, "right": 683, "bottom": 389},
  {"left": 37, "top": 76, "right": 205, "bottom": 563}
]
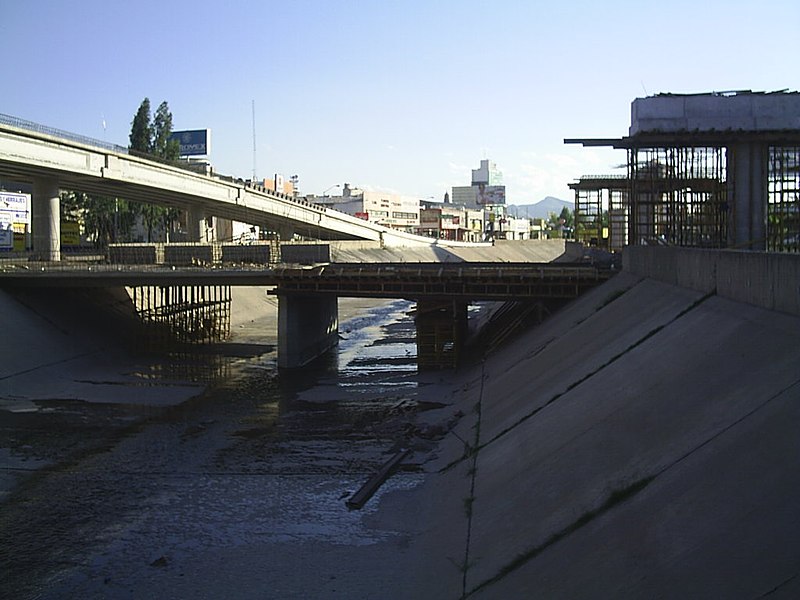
[
  {"left": 400, "top": 252, "right": 800, "bottom": 598},
  {"left": 0, "top": 287, "right": 206, "bottom": 409},
  {"left": 307, "top": 238, "right": 580, "bottom": 264}
]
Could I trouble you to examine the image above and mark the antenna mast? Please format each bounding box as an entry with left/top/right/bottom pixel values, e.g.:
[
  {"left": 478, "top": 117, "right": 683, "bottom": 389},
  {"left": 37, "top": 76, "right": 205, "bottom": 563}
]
[{"left": 251, "top": 99, "right": 257, "bottom": 182}]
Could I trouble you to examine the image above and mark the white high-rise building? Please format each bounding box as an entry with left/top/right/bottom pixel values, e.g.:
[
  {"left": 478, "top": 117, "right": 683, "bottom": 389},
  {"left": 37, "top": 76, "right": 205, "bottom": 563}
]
[
  {"left": 451, "top": 159, "right": 507, "bottom": 209},
  {"left": 471, "top": 159, "right": 503, "bottom": 186}
]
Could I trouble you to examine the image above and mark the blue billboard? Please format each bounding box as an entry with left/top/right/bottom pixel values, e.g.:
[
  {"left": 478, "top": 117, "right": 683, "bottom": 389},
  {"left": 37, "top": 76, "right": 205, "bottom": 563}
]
[{"left": 170, "top": 129, "right": 210, "bottom": 156}]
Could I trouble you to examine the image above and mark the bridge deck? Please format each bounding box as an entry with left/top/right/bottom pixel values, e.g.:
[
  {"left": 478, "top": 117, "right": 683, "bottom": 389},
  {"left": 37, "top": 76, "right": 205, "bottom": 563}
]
[
  {"left": 271, "top": 262, "right": 612, "bottom": 299},
  {"left": 0, "top": 261, "right": 613, "bottom": 300}
]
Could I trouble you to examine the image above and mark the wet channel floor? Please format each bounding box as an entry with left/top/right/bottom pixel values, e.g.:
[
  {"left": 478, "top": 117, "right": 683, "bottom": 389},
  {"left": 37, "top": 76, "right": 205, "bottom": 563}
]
[{"left": 1, "top": 299, "right": 441, "bottom": 599}]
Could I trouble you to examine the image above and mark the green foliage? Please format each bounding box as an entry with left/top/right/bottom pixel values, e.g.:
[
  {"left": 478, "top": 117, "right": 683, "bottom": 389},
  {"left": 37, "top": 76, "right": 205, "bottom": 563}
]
[
  {"left": 60, "top": 190, "right": 137, "bottom": 247},
  {"left": 129, "top": 98, "right": 152, "bottom": 153},
  {"left": 128, "top": 98, "right": 181, "bottom": 241},
  {"left": 138, "top": 202, "right": 179, "bottom": 243},
  {"left": 152, "top": 101, "right": 180, "bottom": 162},
  {"left": 129, "top": 97, "right": 179, "bottom": 162},
  {"left": 559, "top": 206, "right": 574, "bottom": 229},
  {"left": 546, "top": 206, "right": 575, "bottom": 239}
]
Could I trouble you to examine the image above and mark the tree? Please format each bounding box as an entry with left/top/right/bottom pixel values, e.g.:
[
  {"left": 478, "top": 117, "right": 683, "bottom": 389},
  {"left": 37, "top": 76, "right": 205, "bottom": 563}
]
[
  {"left": 152, "top": 101, "right": 180, "bottom": 162},
  {"left": 128, "top": 98, "right": 181, "bottom": 241},
  {"left": 60, "top": 190, "right": 137, "bottom": 247},
  {"left": 558, "top": 206, "right": 575, "bottom": 230},
  {"left": 129, "top": 98, "right": 152, "bottom": 153},
  {"left": 546, "top": 206, "right": 576, "bottom": 239}
]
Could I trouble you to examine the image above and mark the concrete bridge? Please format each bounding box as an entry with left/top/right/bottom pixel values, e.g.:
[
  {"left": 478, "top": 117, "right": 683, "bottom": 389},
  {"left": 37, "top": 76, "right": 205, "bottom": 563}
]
[
  {"left": 0, "top": 114, "right": 486, "bottom": 259},
  {"left": 0, "top": 254, "right": 613, "bottom": 369}
]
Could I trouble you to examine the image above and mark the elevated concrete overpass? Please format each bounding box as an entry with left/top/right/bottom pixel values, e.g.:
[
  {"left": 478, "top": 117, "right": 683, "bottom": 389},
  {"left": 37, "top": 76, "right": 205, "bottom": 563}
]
[{"left": 0, "top": 115, "right": 485, "bottom": 259}]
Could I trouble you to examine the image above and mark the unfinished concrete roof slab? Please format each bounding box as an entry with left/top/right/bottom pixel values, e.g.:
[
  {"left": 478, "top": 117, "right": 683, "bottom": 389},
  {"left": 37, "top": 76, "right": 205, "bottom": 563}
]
[{"left": 630, "top": 89, "right": 800, "bottom": 135}]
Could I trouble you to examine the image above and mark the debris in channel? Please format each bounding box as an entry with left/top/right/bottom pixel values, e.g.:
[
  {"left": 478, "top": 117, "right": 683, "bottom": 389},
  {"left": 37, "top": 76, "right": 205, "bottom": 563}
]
[{"left": 346, "top": 448, "right": 411, "bottom": 510}]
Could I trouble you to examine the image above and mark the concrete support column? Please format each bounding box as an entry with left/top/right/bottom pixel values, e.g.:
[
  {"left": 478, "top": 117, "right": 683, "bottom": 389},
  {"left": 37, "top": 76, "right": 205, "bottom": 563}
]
[
  {"left": 187, "top": 206, "right": 208, "bottom": 242},
  {"left": 728, "top": 143, "right": 768, "bottom": 250},
  {"left": 216, "top": 217, "right": 233, "bottom": 243},
  {"left": 277, "top": 225, "right": 295, "bottom": 241},
  {"left": 277, "top": 294, "right": 339, "bottom": 368},
  {"left": 416, "top": 299, "right": 468, "bottom": 370},
  {"left": 32, "top": 177, "right": 61, "bottom": 261}
]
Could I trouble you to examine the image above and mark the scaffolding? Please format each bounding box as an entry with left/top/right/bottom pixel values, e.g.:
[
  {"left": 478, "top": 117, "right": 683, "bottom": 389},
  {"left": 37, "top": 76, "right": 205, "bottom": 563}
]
[
  {"left": 567, "top": 91, "right": 800, "bottom": 253},
  {"left": 415, "top": 299, "right": 467, "bottom": 370},
  {"left": 628, "top": 146, "right": 728, "bottom": 248},
  {"left": 570, "top": 176, "right": 629, "bottom": 251},
  {"left": 768, "top": 145, "right": 800, "bottom": 253},
  {"left": 130, "top": 285, "right": 231, "bottom": 348}
]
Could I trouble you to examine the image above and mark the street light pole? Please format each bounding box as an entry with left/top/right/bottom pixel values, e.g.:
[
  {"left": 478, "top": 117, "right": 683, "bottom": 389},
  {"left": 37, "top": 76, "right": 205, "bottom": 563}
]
[{"left": 321, "top": 184, "right": 340, "bottom": 197}]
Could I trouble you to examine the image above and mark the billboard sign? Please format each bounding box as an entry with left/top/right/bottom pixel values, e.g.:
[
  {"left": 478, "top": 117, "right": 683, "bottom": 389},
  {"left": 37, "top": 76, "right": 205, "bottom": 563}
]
[
  {"left": 0, "top": 192, "right": 29, "bottom": 250},
  {"left": 0, "top": 215, "right": 12, "bottom": 249},
  {"left": 0, "top": 192, "right": 30, "bottom": 223},
  {"left": 476, "top": 184, "right": 506, "bottom": 206},
  {"left": 169, "top": 129, "right": 211, "bottom": 156}
]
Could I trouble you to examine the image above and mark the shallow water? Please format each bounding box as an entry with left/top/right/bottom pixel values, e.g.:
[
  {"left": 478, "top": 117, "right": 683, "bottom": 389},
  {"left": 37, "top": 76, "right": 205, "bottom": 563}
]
[{"left": 1, "top": 299, "right": 429, "bottom": 599}]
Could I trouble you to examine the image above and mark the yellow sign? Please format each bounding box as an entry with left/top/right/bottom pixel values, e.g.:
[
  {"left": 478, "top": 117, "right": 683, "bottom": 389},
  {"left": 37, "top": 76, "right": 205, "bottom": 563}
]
[
  {"left": 13, "top": 232, "right": 26, "bottom": 251},
  {"left": 61, "top": 221, "right": 81, "bottom": 247}
]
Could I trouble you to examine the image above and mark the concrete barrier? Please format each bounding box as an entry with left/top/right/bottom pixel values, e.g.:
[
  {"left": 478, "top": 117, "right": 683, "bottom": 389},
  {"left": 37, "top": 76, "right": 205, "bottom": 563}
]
[
  {"left": 624, "top": 246, "right": 800, "bottom": 315},
  {"left": 281, "top": 244, "right": 331, "bottom": 265},
  {"left": 108, "top": 243, "right": 159, "bottom": 265},
  {"left": 163, "top": 244, "right": 214, "bottom": 267},
  {"left": 771, "top": 252, "right": 800, "bottom": 315},
  {"left": 220, "top": 244, "right": 270, "bottom": 265}
]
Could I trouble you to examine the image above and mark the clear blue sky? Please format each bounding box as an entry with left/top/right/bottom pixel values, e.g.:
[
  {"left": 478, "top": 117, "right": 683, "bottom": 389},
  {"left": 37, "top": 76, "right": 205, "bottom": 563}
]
[{"left": 3, "top": 0, "right": 798, "bottom": 204}]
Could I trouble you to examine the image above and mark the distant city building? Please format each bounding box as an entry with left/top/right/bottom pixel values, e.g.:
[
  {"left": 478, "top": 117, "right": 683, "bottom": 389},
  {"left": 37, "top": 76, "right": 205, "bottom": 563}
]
[
  {"left": 472, "top": 159, "right": 504, "bottom": 186},
  {"left": 416, "top": 204, "right": 484, "bottom": 242},
  {"left": 312, "top": 183, "right": 420, "bottom": 232},
  {"left": 451, "top": 159, "right": 507, "bottom": 211},
  {"left": 449, "top": 158, "right": 521, "bottom": 241},
  {"left": 263, "top": 174, "right": 295, "bottom": 196}
]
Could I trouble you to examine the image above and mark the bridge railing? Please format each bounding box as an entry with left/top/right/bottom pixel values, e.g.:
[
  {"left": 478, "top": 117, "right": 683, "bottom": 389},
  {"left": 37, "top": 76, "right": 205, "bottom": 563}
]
[{"left": 0, "top": 113, "right": 129, "bottom": 154}]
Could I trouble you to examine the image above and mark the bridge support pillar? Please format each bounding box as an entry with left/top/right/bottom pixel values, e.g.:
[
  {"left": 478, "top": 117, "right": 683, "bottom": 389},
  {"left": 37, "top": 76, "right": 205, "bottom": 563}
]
[
  {"left": 728, "top": 142, "right": 768, "bottom": 250},
  {"left": 216, "top": 217, "right": 233, "bottom": 242},
  {"left": 188, "top": 206, "right": 211, "bottom": 242},
  {"left": 416, "top": 299, "right": 467, "bottom": 370},
  {"left": 277, "top": 294, "right": 339, "bottom": 368},
  {"left": 32, "top": 177, "right": 61, "bottom": 261},
  {"left": 277, "top": 225, "right": 295, "bottom": 241}
]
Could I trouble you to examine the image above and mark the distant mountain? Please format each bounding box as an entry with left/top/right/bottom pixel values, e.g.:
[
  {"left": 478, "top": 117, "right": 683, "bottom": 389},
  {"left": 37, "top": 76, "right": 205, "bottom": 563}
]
[{"left": 507, "top": 196, "right": 572, "bottom": 220}]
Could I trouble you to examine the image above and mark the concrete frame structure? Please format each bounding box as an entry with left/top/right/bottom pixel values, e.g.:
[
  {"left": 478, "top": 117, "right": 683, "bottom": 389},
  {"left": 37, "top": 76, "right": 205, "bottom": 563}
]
[
  {"left": 567, "top": 91, "right": 800, "bottom": 252},
  {"left": 568, "top": 175, "right": 628, "bottom": 250}
]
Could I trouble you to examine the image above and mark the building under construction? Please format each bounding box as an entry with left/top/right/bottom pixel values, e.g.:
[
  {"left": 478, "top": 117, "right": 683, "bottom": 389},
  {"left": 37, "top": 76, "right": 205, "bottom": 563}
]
[{"left": 568, "top": 90, "right": 800, "bottom": 253}]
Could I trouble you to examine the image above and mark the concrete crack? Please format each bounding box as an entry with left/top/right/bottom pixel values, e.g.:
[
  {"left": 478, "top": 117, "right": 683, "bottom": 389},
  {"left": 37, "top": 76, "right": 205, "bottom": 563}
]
[
  {"left": 482, "top": 291, "right": 715, "bottom": 450},
  {"left": 467, "top": 376, "right": 800, "bottom": 597},
  {"left": 460, "top": 361, "right": 485, "bottom": 600}
]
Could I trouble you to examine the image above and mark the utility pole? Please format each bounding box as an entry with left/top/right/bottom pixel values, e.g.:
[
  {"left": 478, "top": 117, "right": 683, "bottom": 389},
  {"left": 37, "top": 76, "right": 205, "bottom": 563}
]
[{"left": 251, "top": 100, "right": 257, "bottom": 182}]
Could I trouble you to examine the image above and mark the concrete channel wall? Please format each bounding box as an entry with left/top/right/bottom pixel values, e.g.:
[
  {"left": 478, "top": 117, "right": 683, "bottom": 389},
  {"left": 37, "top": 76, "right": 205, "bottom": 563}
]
[
  {"left": 623, "top": 246, "right": 800, "bottom": 316},
  {"left": 405, "top": 259, "right": 800, "bottom": 597}
]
